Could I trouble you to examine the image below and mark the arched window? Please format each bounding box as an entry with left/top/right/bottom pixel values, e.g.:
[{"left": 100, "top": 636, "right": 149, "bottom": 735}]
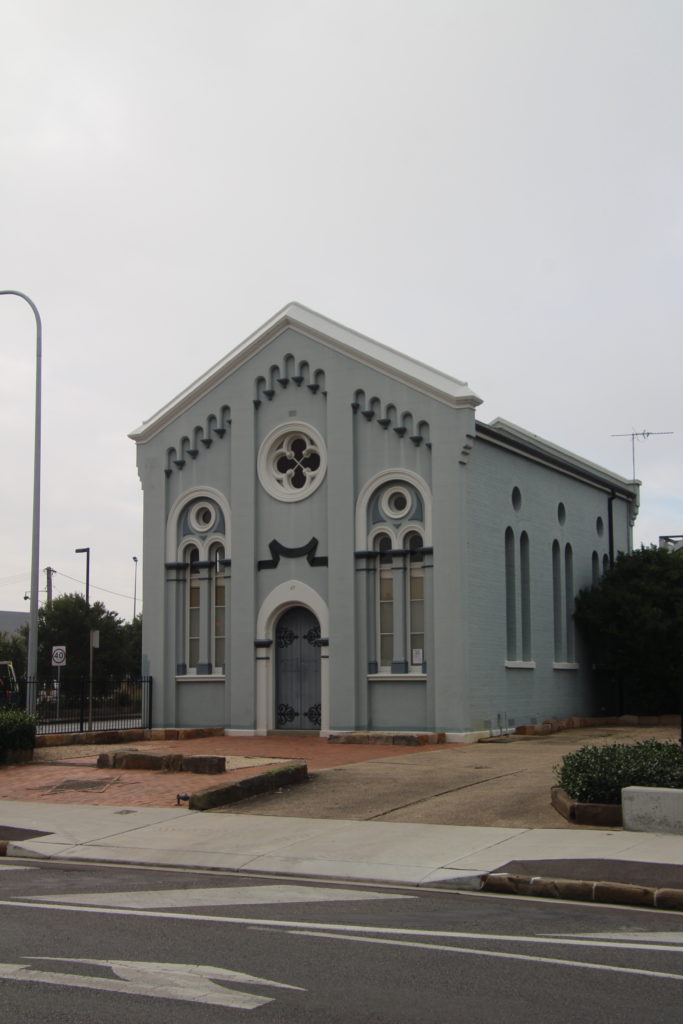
[
  {"left": 551, "top": 539, "right": 577, "bottom": 666},
  {"left": 371, "top": 530, "right": 426, "bottom": 673},
  {"left": 168, "top": 491, "right": 230, "bottom": 676},
  {"left": 505, "top": 528, "right": 517, "bottom": 660},
  {"left": 187, "top": 545, "right": 201, "bottom": 670},
  {"left": 359, "top": 473, "right": 430, "bottom": 676},
  {"left": 552, "top": 540, "right": 563, "bottom": 662},
  {"left": 565, "top": 543, "right": 575, "bottom": 663},
  {"left": 212, "top": 543, "right": 226, "bottom": 670},
  {"left": 592, "top": 550, "right": 600, "bottom": 585},
  {"left": 520, "top": 531, "right": 531, "bottom": 661},
  {"left": 407, "top": 532, "right": 425, "bottom": 668},
  {"left": 376, "top": 533, "right": 394, "bottom": 670}
]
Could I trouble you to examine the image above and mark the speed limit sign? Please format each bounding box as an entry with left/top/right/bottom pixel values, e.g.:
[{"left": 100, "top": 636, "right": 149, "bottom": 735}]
[{"left": 51, "top": 646, "right": 66, "bottom": 667}]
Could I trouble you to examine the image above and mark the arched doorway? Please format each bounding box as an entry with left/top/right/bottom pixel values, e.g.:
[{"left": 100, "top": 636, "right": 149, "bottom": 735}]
[{"left": 275, "top": 606, "right": 322, "bottom": 730}]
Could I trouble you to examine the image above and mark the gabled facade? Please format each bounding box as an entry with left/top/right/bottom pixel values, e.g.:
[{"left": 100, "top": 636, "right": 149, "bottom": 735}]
[{"left": 130, "top": 303, "right": 638, "bottom": 741}]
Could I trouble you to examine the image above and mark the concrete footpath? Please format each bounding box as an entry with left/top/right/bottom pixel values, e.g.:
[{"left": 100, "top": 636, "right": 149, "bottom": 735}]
[
  {"left": 2, "top": 799, "right": 683, "bottom": 905},
  {"left": 1, "top": 728, "right": 683, "bottom": 910}
]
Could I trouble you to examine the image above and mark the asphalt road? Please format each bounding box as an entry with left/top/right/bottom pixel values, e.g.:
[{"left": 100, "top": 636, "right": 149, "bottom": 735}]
[
  {"left": 2, "top": 860, "right": 683, "bottom": 1022},
  {"left": 219, "top": 726, "right": 681, "bottom": 828}
]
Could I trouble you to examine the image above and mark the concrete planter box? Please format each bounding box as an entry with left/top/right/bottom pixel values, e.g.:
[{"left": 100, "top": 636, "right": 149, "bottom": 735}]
[
  {"left": 551, "top": 786, "right": 622, "bottom": 827},
  {"left": 622, "top": 786, "right": 683, "bottom": 835}
]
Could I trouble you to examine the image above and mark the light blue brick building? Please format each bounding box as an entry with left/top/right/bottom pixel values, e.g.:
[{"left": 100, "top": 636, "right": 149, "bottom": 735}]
[{"left": 130, "top": 304, "right": 638, "bottom": 741}]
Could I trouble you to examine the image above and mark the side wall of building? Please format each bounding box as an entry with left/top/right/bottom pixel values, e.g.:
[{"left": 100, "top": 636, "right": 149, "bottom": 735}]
[{"left": 464, "top": 435, "right": 634, "bottom": 737}]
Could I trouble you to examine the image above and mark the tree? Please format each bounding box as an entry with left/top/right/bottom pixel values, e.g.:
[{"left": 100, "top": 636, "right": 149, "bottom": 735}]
[
  {"left": 120, "top": 614, "right": 142, "bottom": 677},
  {"left": 574, "top": 546, "right": 683, "bottom": 715},
  {"left": 33, "top": 594, "right": 141, "bottom": 682}
]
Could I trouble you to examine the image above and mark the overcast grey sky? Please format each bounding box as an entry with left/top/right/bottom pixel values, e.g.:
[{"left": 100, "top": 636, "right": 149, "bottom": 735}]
[{"left": 1, "top": 0, "right": 681, "bottom": 622}]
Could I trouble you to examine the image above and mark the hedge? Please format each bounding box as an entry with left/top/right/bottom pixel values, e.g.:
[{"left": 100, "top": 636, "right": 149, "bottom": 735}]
[
  {"left": 554, "top": 739, "right": 683, "bottom": 805},
  {"left": 0, "top": 707, "right": 38, "bottom": 759}
]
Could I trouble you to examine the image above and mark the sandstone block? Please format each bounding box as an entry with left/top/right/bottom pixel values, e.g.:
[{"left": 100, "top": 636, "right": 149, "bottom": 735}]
[{"left": 182, "top": 755, "right": 226, "bottom": 774}]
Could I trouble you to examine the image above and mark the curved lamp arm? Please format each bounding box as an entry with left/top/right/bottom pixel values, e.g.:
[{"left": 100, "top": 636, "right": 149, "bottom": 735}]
[{"left": 0, "top": 290, "right": 42, "bottom": 681}]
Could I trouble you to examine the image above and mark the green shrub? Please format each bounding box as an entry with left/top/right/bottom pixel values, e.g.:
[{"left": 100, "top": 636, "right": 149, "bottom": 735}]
[
  {"left": 0, "top": 707, "right": 38, "bottom": 756},
  {"left": 555, "top": 739, "right": 683, "bottom": 805}
]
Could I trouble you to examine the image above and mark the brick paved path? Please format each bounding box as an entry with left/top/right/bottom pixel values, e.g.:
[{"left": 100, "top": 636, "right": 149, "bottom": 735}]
[{"left": 1, "top": 735, "right": 456, "bottom": 809}]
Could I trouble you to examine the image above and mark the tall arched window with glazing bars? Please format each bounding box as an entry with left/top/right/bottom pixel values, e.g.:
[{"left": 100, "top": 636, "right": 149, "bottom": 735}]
[{"left": 375, "top": 533, "right": 394, "bottom": 670}]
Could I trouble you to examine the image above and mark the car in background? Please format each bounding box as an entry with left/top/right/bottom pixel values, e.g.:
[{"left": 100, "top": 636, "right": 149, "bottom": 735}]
[{"left": 0, "top": 661, "right": 19, "bottom": 707}]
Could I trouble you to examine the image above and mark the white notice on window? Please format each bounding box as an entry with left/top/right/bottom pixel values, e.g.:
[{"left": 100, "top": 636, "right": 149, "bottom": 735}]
[{"left": 411, "top": 649, "right": 423, "bottom": 666}]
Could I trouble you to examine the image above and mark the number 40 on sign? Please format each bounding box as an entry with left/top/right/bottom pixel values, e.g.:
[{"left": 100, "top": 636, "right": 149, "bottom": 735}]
[{"left": 51, "top": 646, "right": 66, "bottom": 667}]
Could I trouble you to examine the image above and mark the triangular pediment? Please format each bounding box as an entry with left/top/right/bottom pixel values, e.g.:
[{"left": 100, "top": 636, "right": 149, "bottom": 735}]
[{"left": 129, "top": 302, "right": 482, "bottom": 442}]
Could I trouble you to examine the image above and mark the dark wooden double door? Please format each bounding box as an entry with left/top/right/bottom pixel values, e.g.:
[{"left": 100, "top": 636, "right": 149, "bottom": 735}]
[{"left": 275, "top": 607, "right": 321, "bottom": 730}]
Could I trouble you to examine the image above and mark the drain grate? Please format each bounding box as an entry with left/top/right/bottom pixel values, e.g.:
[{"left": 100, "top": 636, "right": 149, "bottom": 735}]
[{"left": 49, "top": 777, "right": 119, "bottom": 793}]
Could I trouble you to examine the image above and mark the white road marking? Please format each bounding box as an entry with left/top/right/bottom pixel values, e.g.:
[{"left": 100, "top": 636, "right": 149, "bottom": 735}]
[
  {"left": 0, "top": 865, "right": 33, "bottom": 872},
  {"left": 28, "top": 884, "right": 413, "bottom": 909},
  {"left": 2, "top": 899, "right": 683, "bottom": 954},
  {"left": 0, "top": 957, "right": 304, "bottom": 1010},
  {"left": 546, "top": 931, "right": 683, "bottom": 944},
  {"left": 287, "top": 929, "right": 683, "bottom": 981}
]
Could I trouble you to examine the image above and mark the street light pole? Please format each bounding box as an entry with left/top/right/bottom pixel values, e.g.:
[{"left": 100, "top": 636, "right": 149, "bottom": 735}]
[
  {"left": 75, "top": 546, "right": 93, "bottom": 728},
  {"left": 0, "top": 290, "right": 42, "bottom": 682},
  {"left": 75, "top": 547, "right": 90, "bottom": 607},
  {"left": 133, "top": 555, "right": 138, "bottom": 620}
]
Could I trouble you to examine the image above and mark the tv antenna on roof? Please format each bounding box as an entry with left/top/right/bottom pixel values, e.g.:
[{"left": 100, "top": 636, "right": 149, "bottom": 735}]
[{"left": 611, "top": 430, "right": 673, "bottom": 480}]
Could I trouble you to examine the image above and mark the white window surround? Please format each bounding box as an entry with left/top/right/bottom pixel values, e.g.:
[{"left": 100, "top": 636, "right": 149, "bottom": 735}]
[
  {"left": 398, "top": 523, "right": 428, "bottom": 548},
  {"left": 257, "top": 421, "right": 327, "bottom": 502},
  {"left": 367, "top": 523, "right": 429, "bottom": 551},
  {"left": 356, "top": 469, "right": 432, "bottom": 548},
  {"left": 368, "top": 524, "right": 398, "bottom": 548},
  {"left": 505, "top": 660, "right": 536, "bottom": 669},
  {"left": 189, "top": 501, "right": 218, "bottom": 533},
  {"left": 166, "top": 486, "right": 231, "bottom": 562},
  {"left": 178, "top": 533, "right": 227, "bottom": 562},
  {"left": 380, "top": 485, "right": 413, "bottom": 520},
  {"left": 553, "top": 662, "right": 580, "bottom": 671}
]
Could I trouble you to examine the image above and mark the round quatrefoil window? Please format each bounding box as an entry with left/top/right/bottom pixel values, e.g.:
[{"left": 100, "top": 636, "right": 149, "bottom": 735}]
[
  {"left": 189, "top": 501, "right": 217, "bottom": 533},
  {"left": 258, "top": 423, "right": 327, "bottom": 502},
  {"left": 381, "top": 485, "right": 412, "bottom": 519}
]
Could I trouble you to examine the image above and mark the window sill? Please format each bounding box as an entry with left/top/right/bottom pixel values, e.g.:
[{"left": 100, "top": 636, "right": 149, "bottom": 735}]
[
  {"left": 368, "top": 673, "right": 427, "bottom": 682},
  {"left": 505, "top": 660, "right": 536, "bottom": 670},
  {"left": 552, "top": 662, "right": 580, "bottom": 671},
  {"left": 176, "top": 674, "right": 226, "bottom": 682}
]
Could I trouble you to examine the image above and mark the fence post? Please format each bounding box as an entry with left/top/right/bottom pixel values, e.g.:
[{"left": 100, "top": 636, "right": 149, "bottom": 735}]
[
  {"left": 79, "top": 676, "right": 85, "bottom": 732},
  {"left": 146, "top": 677, "right": 153, "bottom": 730}
]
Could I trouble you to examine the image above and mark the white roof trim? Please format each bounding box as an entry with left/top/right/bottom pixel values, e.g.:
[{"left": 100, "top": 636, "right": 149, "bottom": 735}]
[
  {"left": 129, "top": 302, "right": 482, "bottom": 443},
  {"left": 478, "top": 417, "right": 639, "bottom": 494}
]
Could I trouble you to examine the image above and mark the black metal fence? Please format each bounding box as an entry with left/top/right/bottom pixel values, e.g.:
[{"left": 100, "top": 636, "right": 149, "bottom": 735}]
[{"left": 17, "top": 677, "right": 153, "bottom": 734}]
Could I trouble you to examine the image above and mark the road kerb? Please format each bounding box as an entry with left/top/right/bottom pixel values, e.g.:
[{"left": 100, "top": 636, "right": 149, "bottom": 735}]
[{"left": 481, "top": 872, "right": 683, "bottom": 911}]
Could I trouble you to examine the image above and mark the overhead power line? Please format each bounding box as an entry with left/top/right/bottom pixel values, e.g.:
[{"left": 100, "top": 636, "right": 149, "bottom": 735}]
[
  {"left": 53, "top": 570, "right": 135, "bottom": 603},
  {"left": 0, "top": 572, "right": 31, "bottom": 588}
]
